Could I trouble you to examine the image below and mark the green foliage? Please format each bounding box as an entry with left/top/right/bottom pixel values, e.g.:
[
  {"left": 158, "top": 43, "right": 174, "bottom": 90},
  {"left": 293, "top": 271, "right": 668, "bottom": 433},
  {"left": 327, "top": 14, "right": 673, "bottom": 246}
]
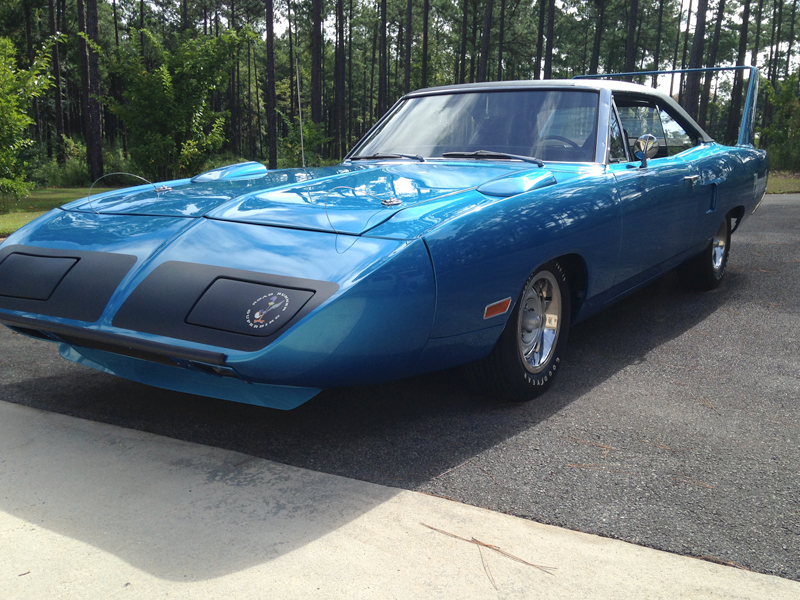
[
  {"left": 30, "top": 137, "right": 90, "bottom": 188},
  {"left": 758, "top": 75, "right": 800, "bottom": 172},
  {"left": 1, "top": 0, "right": 799, "bottom": 200},
  {"left": 0, "top": 35, "right": 52, "bottom": 210},
  {"left": 110, "top": 29, "right": 241, "bottom": 181},
  {"left": 278, "top": 112, "right": 331, "bottom": 168}
]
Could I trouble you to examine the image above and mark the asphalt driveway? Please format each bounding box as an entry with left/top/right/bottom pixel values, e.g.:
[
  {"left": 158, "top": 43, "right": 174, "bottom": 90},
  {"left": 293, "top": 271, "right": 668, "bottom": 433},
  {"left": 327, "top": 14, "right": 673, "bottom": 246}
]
[{"left": 1, "top": 194, "right": 798, "bottom": 581}]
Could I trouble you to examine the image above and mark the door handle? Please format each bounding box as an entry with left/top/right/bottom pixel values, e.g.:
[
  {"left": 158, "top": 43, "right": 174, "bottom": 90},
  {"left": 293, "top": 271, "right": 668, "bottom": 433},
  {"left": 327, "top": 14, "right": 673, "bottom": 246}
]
[{"left": 684, "top": 175, "right": 700, "bottom": 184}]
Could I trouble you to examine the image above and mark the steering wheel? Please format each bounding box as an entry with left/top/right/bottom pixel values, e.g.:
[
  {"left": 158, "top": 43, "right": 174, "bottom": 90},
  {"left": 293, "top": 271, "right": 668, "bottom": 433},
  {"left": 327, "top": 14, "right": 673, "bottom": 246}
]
[{"left": 540, "top": 135, "right": 581, "bottom": 150}]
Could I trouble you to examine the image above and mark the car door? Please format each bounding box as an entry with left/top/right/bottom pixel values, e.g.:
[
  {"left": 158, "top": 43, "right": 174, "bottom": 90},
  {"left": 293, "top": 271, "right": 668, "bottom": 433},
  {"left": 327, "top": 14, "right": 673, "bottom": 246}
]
[{"left": 609, "top": 95, "right": 707, "bottom": 286}]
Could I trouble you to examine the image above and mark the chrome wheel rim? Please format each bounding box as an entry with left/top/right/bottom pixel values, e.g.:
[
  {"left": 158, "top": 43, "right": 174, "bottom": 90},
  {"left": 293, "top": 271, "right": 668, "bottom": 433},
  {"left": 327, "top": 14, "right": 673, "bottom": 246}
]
[
  {"left": 711, "top": 220, "right": 727, "bottom": 272},
  {"left": 517, "top": 271, "right": 561, "bottom": 374}
]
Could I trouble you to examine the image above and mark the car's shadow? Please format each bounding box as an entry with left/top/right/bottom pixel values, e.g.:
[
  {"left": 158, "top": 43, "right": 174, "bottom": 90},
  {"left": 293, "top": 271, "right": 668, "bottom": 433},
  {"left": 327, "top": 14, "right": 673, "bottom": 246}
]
[{"left": 2, "top": 268, "right": 740, "bottom": 490}]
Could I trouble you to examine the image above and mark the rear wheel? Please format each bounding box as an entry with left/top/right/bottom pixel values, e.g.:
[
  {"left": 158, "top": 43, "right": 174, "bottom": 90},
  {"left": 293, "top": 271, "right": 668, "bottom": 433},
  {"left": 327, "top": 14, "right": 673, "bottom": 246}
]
[
  {"left": 684, "top": 216, "right": 731, "bottom": 291},
  {"left": 469, "top": 260, "right": 571, "bottom": 402}
]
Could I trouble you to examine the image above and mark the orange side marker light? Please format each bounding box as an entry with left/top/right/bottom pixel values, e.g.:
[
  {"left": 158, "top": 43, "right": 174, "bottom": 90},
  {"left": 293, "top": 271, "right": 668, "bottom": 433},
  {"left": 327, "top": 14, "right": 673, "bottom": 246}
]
[{"left": 483, "top": 297, "right": 512, "bottom": 319}]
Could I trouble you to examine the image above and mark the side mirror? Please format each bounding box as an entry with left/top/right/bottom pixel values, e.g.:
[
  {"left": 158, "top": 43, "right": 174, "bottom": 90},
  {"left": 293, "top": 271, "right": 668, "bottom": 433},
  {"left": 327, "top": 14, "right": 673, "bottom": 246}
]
[{"left": 633, "top": 134, "right": 659, "bottom": 168}]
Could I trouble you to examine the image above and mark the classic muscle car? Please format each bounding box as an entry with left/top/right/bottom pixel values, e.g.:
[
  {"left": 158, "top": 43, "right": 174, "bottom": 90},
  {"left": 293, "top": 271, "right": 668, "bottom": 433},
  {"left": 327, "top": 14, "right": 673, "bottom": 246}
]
[{"left": 0, "top": 70, "right": 768, "bottom": 409}]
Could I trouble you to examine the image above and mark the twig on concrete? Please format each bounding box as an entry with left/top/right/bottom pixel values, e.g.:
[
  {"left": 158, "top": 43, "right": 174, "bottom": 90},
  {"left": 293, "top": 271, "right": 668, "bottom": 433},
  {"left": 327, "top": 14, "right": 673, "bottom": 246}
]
[
  {"left": 640, "top": 439, "right": 678, "bottom": 452},
  {"left": 697, "top": 556, "right": 753, "bottom": 571},
  {"left": 698, "top": 396, "right": 722, "bottom": 415},
  {"left": 469, "top": 459, "right": 500, "bottom": 485},
  {"left": 421, "top": 523, "right": 555, "bottom": 575},
  {"left": 477, "top": 545, "right": 498, "bottom": 589},
  {"left": 18, "top": 571, "right": 30, "bottom": 577},
  {"left": 566, "top": 463, "right": 633, "bottom": 474},
  {"left": 672, "top": 474, "right": 714, "bottom": 489},
  {"left": 559, "top": 436, "right": 617, "bottom": 455},
  {"left": 436, "top": 459, "right": 472, "bottom": 479},
  {"left": 436, "top": 459, "right": 499, "bottom": 485}
]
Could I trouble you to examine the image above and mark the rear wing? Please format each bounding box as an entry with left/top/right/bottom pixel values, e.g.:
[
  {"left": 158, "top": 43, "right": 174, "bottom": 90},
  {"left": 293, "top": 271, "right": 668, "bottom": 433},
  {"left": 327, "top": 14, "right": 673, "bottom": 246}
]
[{"left": 574, "top": 66, "right": 759, "bottom": 147}]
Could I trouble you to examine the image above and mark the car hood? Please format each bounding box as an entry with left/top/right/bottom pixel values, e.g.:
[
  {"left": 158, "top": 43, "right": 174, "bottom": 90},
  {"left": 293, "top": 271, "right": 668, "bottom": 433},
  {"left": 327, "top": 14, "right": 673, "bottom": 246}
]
[
  {"left": 62, "top": 162, "right": 570, "bottom": 235},
  {"left": 206, "top": 163, "right": 531, "bottom": 234}
]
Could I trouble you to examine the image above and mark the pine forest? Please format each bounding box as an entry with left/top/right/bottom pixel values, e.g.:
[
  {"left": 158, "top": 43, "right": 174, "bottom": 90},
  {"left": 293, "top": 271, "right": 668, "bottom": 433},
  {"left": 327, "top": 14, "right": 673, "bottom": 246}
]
[{"left": 1, "top": 0, "right": 799, "bottom": 195}]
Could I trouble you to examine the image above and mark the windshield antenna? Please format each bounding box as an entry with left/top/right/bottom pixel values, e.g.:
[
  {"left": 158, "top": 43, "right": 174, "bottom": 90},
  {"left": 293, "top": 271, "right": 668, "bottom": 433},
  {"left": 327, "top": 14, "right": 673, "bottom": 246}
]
[{"left": 295, "top": 57, "right": 306, "bottom": 168}]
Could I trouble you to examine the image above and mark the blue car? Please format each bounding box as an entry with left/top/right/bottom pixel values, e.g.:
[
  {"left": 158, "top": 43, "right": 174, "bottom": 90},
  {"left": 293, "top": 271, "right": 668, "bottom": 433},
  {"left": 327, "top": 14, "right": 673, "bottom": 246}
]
[{"left": 0, "top": 73, "right": 768, "bottom": 409}]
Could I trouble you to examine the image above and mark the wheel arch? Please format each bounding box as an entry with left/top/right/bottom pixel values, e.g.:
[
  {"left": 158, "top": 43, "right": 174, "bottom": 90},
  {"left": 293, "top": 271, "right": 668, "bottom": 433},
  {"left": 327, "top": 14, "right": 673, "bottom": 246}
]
[
  {"left": 728, "top": 205, "right": 745, "bottom": 234},
  {"left": 548, "top": 253, "right": 588, "bottom": 321}
]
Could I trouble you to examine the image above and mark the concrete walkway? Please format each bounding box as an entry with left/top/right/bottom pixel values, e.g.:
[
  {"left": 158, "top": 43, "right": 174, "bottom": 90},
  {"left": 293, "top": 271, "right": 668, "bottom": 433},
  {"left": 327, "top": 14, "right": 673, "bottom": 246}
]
[{"left": 0, "top": 401, "right": 797, "bottom": 600}]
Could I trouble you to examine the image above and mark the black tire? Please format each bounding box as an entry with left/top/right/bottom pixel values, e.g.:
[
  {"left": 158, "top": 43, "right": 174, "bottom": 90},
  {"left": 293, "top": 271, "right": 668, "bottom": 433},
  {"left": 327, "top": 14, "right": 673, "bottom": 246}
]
[
  {"left": 683, "top": 216, "right": 731, "bottom": 291},
  {"left": 468, "top": 259, "right": 571, "bottom": 403}
]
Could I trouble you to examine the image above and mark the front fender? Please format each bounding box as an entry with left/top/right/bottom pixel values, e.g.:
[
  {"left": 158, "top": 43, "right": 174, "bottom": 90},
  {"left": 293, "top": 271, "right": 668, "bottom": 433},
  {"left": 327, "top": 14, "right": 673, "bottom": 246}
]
[{"left": 424, "top": 171, "right": 620, "bottom": 338}]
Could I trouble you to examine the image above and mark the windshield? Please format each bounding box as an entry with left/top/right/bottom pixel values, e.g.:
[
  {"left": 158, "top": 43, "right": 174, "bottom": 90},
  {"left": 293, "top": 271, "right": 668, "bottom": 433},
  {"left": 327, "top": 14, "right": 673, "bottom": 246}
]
[{"left": 353, "top": 89, "right": 600, "bottom": 163}]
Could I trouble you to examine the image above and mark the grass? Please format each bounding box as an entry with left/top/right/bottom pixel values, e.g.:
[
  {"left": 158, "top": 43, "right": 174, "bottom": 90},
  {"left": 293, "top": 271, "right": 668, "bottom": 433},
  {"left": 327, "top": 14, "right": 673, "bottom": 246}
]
[
  {"left": 0, "top": 188, "right": 96, "bottom": 237},
  {"left": 766, "top": 172, "right": 800, "bottom": 194}
]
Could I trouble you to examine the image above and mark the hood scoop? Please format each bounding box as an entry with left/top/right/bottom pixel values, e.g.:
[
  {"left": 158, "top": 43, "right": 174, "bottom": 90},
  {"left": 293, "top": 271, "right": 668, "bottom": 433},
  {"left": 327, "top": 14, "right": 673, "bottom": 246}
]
[
  {"left": 477, "top": 170, "right": 557, "bottom": 197},
  {"left": 191, "top": 161, "right": 268, "bottom": 183}
]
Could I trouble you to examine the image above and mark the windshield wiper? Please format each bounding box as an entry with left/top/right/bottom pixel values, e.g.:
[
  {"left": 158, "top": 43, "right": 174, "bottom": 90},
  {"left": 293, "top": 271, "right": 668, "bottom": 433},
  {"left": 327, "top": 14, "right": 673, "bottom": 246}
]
[
  {"left": 441, "top": 150, "right": 544, "bottom": 167},
  {"left": 348, "top": 152, "right": 425, "bottom": 162}
]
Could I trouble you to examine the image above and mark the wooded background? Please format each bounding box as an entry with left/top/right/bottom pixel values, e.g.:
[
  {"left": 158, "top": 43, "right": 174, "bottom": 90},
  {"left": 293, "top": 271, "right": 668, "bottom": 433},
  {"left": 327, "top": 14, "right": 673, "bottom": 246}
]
[{"left": 1, "top": 0, "right": 799, "bottom": 191}]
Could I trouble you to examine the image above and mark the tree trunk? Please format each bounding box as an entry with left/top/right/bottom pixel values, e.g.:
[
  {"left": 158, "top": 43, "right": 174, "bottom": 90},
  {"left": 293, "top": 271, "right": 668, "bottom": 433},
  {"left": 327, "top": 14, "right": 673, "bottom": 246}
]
[
  {"left": 767, "top": 1, "right": 778, "bottom": 82},
  {"left": 477, "top": 0, "right": 494, "bottom": 82},
  {"left": 459, "top": 0, "right": 468, "bottom": 83},
  {"left": 535, "top": 0, "right": 545, "bottom": 79},
  {"left": 87, "top": 0, "right": 104, "bottom": 179},
  {"left": 771, "top": 0, "right": 784, "bottom": 86},
  {"left": 287, "top": 1, "right": 295, "bottom": 121},
  {"left": 785, "top": 0, "right": 797, "bottom": 78},
  {"left": 678, "top": 0, "right": 693, "bottom": 103},
  {"left": 311, "top": 0, "right": 323, "bottom": 124},
  {"left": 469, "top": 0, "right": 478, "bottom": 82},
  {"left": 651, "top": 0, "right": 664, "bottom": 86},
  {"left": 771, "top": 0, "right": 783, "bottom": 88},
  {"left": 378, "top": 0, "right": 387, "bottom": 114},
  {"left": 348, "top": 0, "right": 353, "bottom": 145},
  {"left": 685, "top": 0, "right": 708, "bottom": 120},
  {"left": 497, "top": 0, "right": 506, "bottom": 81},
  {"left": 247, "top": 37, "right": 253, "bottom": 159},
  {"left": 369, "top": 23, "right": 377, "bottom": 122},
  {"left": 24, "top": 2, "right": 41, "bottom": 143},
  {"left": 699, "top": 0, "right": 726, "bottom": 129},
  {"left": 624, "top": 0, "right": 639, "bottom": 77},
  {"left": 139, "top": 0, "right": 144, "bottom": 54},
  {"left": 77, "top": 0, "right": 92, "bottom": 176},
  {"left": 753, "top": 0, "right": 765, "bottom": 67},
  {"left": 670, "top": 9, "right": 682, "bottom": 96},
  {"left": 543, "top": 0, "right": 555, "bottom": 79},
  {"left": 112, "top": 0, "right": 120, "bottom": 47},
  {"left": 266, "top": 0, "right": 277, "bottom": 168},
  {"left": 335, "top": 0, "right": 346, "bottom": 157},
  {"left": 253, "top": 45, "right": 263, "bottom": 160},
  {"left": 725, "top": 0, "right": 751, "bottom": 145},
  {"left": 404, "top": 0, "right": 412, "bottom": 93},
  {"left": 589, "top": 0, "right": 605, "bottom": 76},
  {"left": 49, "top": 0, "right": 66, "bottom": 165},
  {"left": 422, "top": 0, "right": 430, "bottom": 87}
]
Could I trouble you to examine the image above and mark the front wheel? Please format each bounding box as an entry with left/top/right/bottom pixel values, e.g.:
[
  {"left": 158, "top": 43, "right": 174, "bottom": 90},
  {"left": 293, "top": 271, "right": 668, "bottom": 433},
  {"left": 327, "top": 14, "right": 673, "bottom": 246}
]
[
  {"left": 683, "top": 216, "right": 731, "bottom": 291},
  {"left": 469, "top": 260, "right": 571, "bottom": 403}
]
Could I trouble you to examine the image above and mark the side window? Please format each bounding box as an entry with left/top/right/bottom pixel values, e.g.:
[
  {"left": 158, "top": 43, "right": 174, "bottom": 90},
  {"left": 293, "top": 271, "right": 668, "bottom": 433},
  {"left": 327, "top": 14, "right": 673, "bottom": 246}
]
[
  {"left": 616, "top": 103, "right": 666, "bottom": 156},
  {"left": 658, "top": 108, "right": 696, "bottom": 155},
  {"left": 608, "top": 106, "right": 628, "bottom": 163}
]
